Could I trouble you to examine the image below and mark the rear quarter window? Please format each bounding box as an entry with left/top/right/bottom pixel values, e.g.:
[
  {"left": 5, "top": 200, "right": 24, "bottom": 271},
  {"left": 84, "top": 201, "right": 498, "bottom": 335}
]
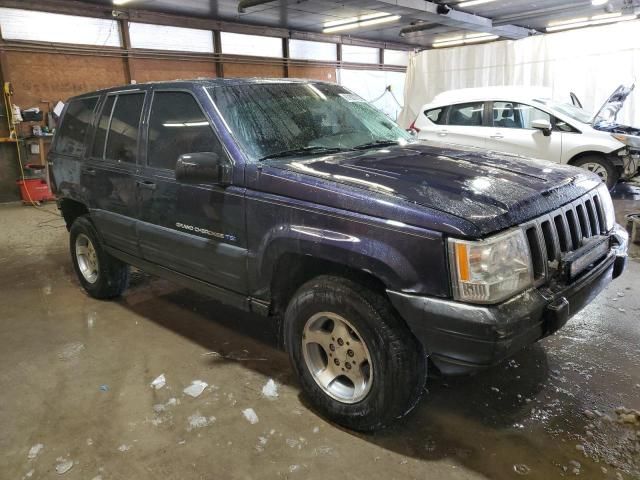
[
  {"left": 53, "top": 97, "right": 98, "bottom": 157},
  {"left": 424, "top": 107, "right": 447, "bottom": 125}
]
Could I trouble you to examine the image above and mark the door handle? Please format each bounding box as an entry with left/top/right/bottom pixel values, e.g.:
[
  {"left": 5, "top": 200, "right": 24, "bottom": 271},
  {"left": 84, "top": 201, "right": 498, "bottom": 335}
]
[
  {"left": 437, "top": 130, "right": 449, "bottom": 136},
  {"left": 82, "top": 167, "right": 96, "bottom": 176},
  {"left": 136, "top": 180, "right": 156, "bottom": 190}
]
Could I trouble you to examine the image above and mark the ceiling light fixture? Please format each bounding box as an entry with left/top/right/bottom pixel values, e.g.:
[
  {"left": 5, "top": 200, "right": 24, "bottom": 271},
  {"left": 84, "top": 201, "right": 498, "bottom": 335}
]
[
  {"left": 323, "top": 14, "right": 401, "bottom": 33},
  {"left": 546, "top": 12, "right": 637, "bottom": 31},
  {"left": 591, "top": 0, "right": 608, "bottom": 5},
  {"left": 113, "top": 0, "right": 133, "bottom": 5},
  {"left": 457, "top": 0, "right": 496, "bottom": 8},
  {"left": 323, "top": 12, "right": 391, "bottom": 28},
  {"left": 433, "top": 32, "right": 498, "bottom": 48}
]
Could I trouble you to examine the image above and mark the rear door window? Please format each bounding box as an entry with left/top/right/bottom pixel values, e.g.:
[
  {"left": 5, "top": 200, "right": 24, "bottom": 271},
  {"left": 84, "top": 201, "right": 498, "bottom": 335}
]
[
  {"left": 447, "top": 102, "right": 485, "bottom": 126},
  {"left": 104, "top": 93, "right": 145, "bottom": 163},
  {"left": 91, "top": 96, "right": 115, "bottom": 159},
  {"left": 54, "top": 97, "right": 98, "bottom": 157},
  {"left": 147, "top": 91, "right": 224, "bottom": 171}
]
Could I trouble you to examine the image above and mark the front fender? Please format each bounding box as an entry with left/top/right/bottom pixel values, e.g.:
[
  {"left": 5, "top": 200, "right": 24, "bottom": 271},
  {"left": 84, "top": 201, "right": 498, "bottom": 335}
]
[{"left": 246, "top": 194, "right": 451, "bottom": 301}]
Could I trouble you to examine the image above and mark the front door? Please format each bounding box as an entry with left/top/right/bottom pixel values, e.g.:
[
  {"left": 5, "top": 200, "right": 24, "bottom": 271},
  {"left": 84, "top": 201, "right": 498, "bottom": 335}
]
[
  {"left": 137, "top": 90, "right": 247, "bottom": 293},
  {"left": 485, "top": 101, "right": 562, "bottom": 162},
  {"left": 83, "top": 91, "right": 147, "bottom": 255}
]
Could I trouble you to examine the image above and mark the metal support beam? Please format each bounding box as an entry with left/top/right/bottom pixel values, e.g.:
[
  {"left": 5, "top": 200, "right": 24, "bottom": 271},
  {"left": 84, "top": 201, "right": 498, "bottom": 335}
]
[
  {"left": 213, "top": 30, "right": 224, "bottom": 78},
  {"left": 118, "top": 18, "right": 137, "bottom": 84},
  {"left": 282, "top": 37, "right": 289, "bottom": 78},
  {"left": 376, "top": 0, "right": 533, "bottom": 39}
]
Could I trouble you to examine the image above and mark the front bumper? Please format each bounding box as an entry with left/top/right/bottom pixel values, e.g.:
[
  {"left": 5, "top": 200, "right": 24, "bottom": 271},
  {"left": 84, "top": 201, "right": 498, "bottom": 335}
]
[{"left": 388, "top": 230, "right": 627, "bottom": 376}]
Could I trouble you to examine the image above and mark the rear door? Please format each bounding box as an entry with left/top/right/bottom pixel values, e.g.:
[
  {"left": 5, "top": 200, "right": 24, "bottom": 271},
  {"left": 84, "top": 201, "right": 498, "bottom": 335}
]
[
  {"left": 430, "top": 102, "right": 488, "bottom": 149},
  {"left": 485, "top": 101, "right": 562, "bottom": 162},
  {"left": 137, "top": 89, "right": 247, "bottom": 292},
  {"left": 83, "top": 90, "right": 147, "bottom": 255}
]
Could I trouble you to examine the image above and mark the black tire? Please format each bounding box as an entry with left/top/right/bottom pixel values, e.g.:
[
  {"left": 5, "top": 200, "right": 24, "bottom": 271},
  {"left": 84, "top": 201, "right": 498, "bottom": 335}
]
[
  {"left": 69, "top": 215, "right": 129, "bottom": 299},
  {"left": 284, "top": 275, "right": 427, "bottom": 431},
  {"left": 573, "top": 155, "right": 619, "bottom": 190}
]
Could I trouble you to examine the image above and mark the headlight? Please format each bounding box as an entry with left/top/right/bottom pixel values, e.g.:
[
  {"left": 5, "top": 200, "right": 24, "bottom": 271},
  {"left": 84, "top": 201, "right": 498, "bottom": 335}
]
[
  {"left": 611, "top": 133, "right": 640, "bottom": 149},
  {"left": 597, "top": 184, "right": 615, "bottom": 231},
  {"left": 448, "top": 229, "right": 533, "bottom": 304}
]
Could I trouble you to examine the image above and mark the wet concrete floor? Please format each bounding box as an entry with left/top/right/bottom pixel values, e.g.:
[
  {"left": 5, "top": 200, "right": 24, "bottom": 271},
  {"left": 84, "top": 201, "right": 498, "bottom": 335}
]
[{"left": 0, "top": 196, "right": 639, "bottom": 480}]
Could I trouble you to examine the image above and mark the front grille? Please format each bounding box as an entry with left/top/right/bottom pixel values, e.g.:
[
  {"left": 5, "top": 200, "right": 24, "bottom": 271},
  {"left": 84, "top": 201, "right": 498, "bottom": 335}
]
[{"left": 522, "top": 190, "right": 608, "bottom": 283}]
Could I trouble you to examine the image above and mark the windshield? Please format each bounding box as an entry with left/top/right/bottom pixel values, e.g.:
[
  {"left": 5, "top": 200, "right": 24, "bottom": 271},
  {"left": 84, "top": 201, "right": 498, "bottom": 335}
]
[
  {"left": 533, "top": 98, "right": 593, "bottom": 124},
  {"left": 207, "top": 82, "right": 411, "bottom": 161}
]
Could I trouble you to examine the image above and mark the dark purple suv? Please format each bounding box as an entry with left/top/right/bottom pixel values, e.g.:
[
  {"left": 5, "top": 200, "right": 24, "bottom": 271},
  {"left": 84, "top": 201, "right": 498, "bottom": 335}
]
[{"left": 50, "top": 79, "right": 628, "bottom": 431}]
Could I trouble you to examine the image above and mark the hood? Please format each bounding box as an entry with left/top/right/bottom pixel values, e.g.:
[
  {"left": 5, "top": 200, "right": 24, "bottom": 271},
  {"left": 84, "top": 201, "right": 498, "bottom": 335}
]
[
  {"left": 267, "top": 144, "right": 602, "bottom": 236},
  {"left": 592, "top": 84, "right": 635, "bottom": 126}
]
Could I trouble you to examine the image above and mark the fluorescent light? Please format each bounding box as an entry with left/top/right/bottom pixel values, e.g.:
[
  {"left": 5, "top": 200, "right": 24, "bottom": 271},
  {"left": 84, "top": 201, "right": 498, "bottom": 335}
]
[
  {"left": 433, "top": 32, "right": 498, "bottom": 48},
  {"left": 457, "top": 0, "right": 496, "bottom": 8},
  {"left": 547, "top": 17, "right": 588, "bottom": 27},
  {"left": 592, "top": 0, "right": 608, "bottom": 5},
  {"left": 546, "top": 13, "right": 637, "bottom": 31},
  {"left": 323, "top": 14, "right": 400, "bottom": 33},
  {"left": 591, "top": 12, "right": 621, "bottom": 20},
  {"left": 113, "top": 0, "right": 133, "bottom": 5},
  {"left": 323, "top": 12, "right": 391, "bottom": 28}
]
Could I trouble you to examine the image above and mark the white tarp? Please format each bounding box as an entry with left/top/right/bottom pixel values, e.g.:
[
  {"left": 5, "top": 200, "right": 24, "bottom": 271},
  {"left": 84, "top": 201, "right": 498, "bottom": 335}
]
[
  {"left": 399, "top": 19, "right": 640, "bottom": 128},
  {"left": 337, "top": 68, "right": 406, "bottom": 121}
]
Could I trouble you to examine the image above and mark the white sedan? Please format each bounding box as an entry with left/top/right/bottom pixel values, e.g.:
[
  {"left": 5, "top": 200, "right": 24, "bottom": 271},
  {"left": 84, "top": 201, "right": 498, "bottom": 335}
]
[{"left": 410, "top": 85, "right": 640, "bottom": 189}]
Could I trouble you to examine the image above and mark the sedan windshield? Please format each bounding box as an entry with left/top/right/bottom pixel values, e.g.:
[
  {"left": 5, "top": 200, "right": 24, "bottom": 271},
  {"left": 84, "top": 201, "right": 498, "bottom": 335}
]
[
  {"left": 207, "top": 82, "right": 411, "bottom": 161},
  {"left": 533, "top": 98, "right": 593, "bottom": 124}
]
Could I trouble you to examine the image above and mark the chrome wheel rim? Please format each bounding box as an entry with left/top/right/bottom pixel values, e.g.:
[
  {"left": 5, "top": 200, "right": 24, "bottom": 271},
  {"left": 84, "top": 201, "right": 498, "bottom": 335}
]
[
  {"left": 302, "top": 312, "right": 373, "bottom": 404},
  {"left": 581, "top": 162, "right": 608, "bottom": 183},
  {"left": 75, "top": 234, "right": 99, "bottom": 284}
]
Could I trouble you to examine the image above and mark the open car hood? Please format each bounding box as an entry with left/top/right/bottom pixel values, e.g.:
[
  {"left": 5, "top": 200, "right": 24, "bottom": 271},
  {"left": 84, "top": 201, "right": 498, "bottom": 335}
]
[{"left": 592, "top": 84, "right": 635, "bottom": 126}]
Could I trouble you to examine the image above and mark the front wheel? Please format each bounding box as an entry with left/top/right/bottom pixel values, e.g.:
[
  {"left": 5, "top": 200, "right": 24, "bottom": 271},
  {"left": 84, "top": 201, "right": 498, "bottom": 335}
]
[
  {"left": 284, "top": 275, "right": 427, "bottom": 431},
  {"left": 69, "top": 215, "right": 129, "bottom": 299},
  {"left": 573, "top": 155, "right": 619, "bottom": 190}
]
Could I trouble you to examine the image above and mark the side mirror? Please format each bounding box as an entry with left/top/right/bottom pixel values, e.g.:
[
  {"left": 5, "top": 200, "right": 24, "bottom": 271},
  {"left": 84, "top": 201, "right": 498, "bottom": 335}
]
[
  {"left": 532, "top": 119, "right": 552, "bottom": 137},
  {"left": 175, "top": 152, "right": 232, "bottom": 185}
]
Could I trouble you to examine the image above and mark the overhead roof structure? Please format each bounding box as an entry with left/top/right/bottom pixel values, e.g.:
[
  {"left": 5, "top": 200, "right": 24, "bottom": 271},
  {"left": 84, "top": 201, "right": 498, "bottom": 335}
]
[{"left": 30, "top": 0, "right": 640, "bottom": 48}]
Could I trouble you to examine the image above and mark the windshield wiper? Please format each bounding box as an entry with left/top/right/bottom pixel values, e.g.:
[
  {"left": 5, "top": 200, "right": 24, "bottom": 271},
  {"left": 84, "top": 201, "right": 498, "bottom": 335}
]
[
  {"left": 352, "top": 139, "right": 400, "bottom": 150},
  {"left": 258, "top": 146, "right": 345, "bottom": 161}
]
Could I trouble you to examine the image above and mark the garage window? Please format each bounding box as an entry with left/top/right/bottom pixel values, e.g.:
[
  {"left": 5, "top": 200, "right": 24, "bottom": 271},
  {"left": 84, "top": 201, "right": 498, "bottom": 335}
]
[
  {"left": 448, "top": 102, "right": 485, "bottom": 126},
  {"left": 220, "top": 32, "right": 283, "bottom": 58},
  {"left": 0, "top": 8, "right": 121, "bottom": 46},
  {"left": 147, "top": 92, "right": 223, "bottom": 171},
  {"left": 54, "top": 97, "right": 98, "bottom": 157},
  {"left": 128, "top": 22, "right": 214, "bottom": 53}
]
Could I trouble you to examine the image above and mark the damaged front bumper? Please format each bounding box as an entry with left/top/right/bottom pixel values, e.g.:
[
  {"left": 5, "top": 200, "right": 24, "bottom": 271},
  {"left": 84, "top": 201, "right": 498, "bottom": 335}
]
[{"left": 388, "top": 225, "right": 628, "bottom": 376}]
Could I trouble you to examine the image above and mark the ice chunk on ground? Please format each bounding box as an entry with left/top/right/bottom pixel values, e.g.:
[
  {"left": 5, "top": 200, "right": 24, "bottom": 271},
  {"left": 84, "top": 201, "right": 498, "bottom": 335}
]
[
  {"left": 184, "top": 380, "right": 208, "bottom": 398},
  {"left": 187, "top": 412, "right": 216, "bottom": 431},
  {"left": 27, "top": 443, "right": 43, "bottom": 459},
  {"left": 242, "top": 408, "right": 259, "bottom": 424},
  {"left": 118, "top": 444, "right": 131, "bottom": 452},
  {"left": 55, "top": 457, "right": 74, "bottom": 475},
  {"left": 261, "top": 379, "right": 279, "bottom": 399},
  {"left": 150, "top": 374, "right": 166, "bottom": 390}
]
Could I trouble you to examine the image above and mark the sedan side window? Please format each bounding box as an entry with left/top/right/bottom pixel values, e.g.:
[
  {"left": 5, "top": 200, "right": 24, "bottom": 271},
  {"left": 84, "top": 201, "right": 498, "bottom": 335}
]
[
  {"left": 493, "top": 102, "right": 551, "bottom": 129},
  {"left": 447, "top": 102, "right": 484, "bottom": 126},
  {"left": 147, "top": 91, "right": 225, "bottom": 171}
]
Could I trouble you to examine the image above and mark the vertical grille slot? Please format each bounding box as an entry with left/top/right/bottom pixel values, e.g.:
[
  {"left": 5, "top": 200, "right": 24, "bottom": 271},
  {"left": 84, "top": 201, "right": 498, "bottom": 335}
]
[
  {"left": 540, "top": 220, "right": 557, "bottom": 261},
  {"left": 525, "top": 227, "right": 545, "bottom": 280},
  {"left": 565, "top": 209, "right": 581, "bottom": 249},
  {"left": 576, "top": 203, "right": 590, "bottom": 238},
  {"left": 554, "top": 215, "right": 570, "bottom": 252},
  {"left": 584, "top": 199, "right": 599, "bottom": 235},
  {"left": 592, "top": 194, "right": 605, "bottom": 234}
]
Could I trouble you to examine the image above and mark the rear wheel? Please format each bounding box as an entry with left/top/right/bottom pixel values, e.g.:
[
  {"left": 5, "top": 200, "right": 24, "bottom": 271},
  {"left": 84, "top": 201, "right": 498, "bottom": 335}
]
[
  {"left": 70, "top": 215, "right": 129, "bottom": 299},
  {"left": 284, "top": 275, "right": 427, "bottom": 431},
  {"left": 573, "top": 155, "right": 619, "bottom": 190}
]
